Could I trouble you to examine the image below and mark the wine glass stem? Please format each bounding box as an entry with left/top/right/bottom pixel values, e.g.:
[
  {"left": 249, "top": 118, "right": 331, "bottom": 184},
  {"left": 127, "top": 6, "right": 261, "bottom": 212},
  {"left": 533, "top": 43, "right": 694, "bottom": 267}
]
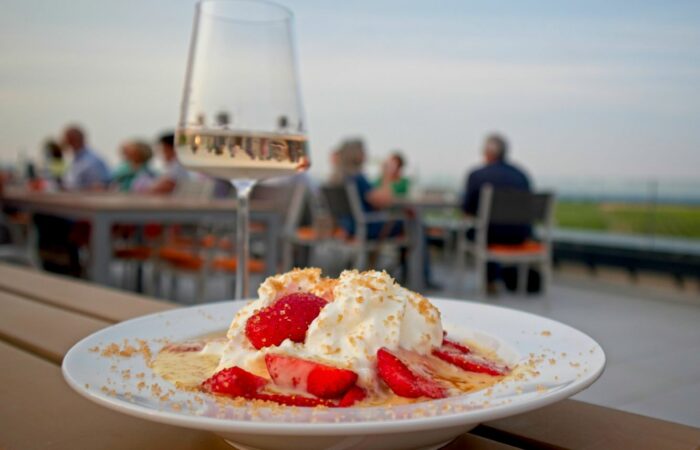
[{"left": 232, "top": 179, "right": 256, "bottom": 299}]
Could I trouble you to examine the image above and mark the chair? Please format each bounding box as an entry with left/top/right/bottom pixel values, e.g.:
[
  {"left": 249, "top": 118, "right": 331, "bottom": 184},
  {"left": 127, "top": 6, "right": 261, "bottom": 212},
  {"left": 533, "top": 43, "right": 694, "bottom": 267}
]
[
  {"left": 157, "top": 231, "right": 266, "bottom": 303},
  {"left": 455, "top": 185, "right": 554, "bottom": 296},
  {"left": 280, "top": 181, "right": 346, "bottom": 271},
  {"left": 111, "top": 178, "right": 216, "bottom": 293},
  {"left": 0, "top": 209, "right": 35, "bottom": 266},
  {"left": 157, "top": 179, "right": 302, "bottom": 302},
  {"left": 320, "top": 182, "right": 411, "bottom": 271}
]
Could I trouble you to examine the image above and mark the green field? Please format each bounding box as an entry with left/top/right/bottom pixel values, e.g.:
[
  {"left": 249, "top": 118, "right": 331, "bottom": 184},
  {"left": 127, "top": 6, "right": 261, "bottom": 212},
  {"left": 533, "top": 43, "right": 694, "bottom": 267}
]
[{"left": 555, "top": 201, "right": 700, "bottom": 239}]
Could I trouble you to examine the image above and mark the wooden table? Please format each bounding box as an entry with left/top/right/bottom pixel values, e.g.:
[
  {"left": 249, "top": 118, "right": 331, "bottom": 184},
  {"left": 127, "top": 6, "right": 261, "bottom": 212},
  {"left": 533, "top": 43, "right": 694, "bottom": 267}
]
[
  {"left": 1, "top": 263, "right": 698, "bottom": 449},
  {"left": 2, "top": 190, "right": 282, "bottom": 285}
]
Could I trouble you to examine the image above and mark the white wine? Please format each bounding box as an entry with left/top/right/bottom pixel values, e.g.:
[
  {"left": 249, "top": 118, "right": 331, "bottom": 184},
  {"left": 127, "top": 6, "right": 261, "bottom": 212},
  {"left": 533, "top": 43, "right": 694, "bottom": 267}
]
[{"left": 176, "top": 128, "right": 309, "bottom": 180}]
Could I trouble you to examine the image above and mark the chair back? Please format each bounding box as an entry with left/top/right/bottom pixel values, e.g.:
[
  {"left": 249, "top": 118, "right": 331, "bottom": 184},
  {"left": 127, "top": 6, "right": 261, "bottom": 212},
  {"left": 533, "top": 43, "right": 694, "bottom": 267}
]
[
  {"left": 320, "top": 184, "right": 354, "bottom": 222},
  {"left": 252, "top": 177, "right": 310, "bottom": 234},
  {"left": 476, "top": 185, "right": 555, "bottom": 246}
]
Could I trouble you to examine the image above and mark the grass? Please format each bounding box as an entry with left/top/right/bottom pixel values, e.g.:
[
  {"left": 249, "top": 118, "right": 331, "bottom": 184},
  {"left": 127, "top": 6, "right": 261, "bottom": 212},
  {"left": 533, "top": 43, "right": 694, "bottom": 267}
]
[{"left": 555, "top": 201, "right": 700, "bottom": 239}]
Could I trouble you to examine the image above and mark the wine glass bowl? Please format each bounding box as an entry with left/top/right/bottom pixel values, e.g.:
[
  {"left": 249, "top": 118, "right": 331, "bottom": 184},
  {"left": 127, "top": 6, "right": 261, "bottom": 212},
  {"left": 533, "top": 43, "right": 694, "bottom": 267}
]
[{"left": 177, "top": 0, "right": 308, "bottom": 298}]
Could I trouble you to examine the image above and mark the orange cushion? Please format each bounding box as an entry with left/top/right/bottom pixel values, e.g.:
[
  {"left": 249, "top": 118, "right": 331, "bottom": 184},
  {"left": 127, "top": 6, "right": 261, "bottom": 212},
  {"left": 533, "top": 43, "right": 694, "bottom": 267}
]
[
  {"left": 250, "top": 222, "right": 267, "bottom": 233},
  {"left": 212, "top": 257, "right": 266, "bottom": 273},
  {"left": 295, "top": 227, "right": 349, "bottom": 241},
  {"left": 488, "top": 240, "right": 544, "bottom": 254},
  {"left": 168, "top": 234, "right": 233, "bottom": 250},
  {"left": 158, "top": 247, "right": 265, "bottom": 273},
  {"left": 426, "top": 227, "right": 445, "bottom": 238},
  {"left": 158, "top": 247, "right": 202, "bottom": 266},
  {"left": 296, "top": 226, "right": 317, "bottom": 240}
]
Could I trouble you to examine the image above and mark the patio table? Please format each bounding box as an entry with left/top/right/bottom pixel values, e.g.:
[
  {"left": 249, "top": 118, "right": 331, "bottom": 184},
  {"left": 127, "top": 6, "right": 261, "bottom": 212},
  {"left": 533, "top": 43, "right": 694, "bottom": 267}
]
[
  {"left": 2, "top": 190, "right": 282, "bottom": 285},
  {"left": 391, "top": 195, "right": 462, "bottom": 291},
  {"left": 1, "top": 263, "right": 698, "bottom": 449}
]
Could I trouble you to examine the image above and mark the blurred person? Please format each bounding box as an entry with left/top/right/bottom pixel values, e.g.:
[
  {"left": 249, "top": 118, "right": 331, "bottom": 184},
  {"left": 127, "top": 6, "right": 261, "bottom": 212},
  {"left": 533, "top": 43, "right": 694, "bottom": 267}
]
[
  {"left": 375, "top": 151, "right": 410, "bottom": 197},
  {"left": 332, "top": 139, "right": 395, "bottom": 236},
  {"left": 43, "top": 139, "right": 66, "bottom": 185},
  {"left": 111, "top": 140, "right": 155, "bottom": 192},
  {"left": 61, "top": 125, "right": 110, "bottom": 190},
  {"left": 461, "top": 133, "right": 533, "bottom": 293},
  {"left": 333, "top": 139, "right": 436, "bottom": 286},
  {"left": 147, "top": 132, "right": 190, "bottom": 195}
]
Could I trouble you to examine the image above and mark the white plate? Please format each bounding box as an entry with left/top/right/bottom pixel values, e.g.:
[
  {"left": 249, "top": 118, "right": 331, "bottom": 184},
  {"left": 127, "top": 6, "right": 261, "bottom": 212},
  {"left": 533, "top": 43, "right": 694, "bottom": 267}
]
[{"left": 62, "top": 299, "right": 605, "bottom": 450}]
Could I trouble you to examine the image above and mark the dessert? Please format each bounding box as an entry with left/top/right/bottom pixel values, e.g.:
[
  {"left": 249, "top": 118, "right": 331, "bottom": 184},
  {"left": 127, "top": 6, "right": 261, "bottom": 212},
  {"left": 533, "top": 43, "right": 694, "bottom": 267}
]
[{"left": 153, "top": 268, "right": 512, "bottom": 407}]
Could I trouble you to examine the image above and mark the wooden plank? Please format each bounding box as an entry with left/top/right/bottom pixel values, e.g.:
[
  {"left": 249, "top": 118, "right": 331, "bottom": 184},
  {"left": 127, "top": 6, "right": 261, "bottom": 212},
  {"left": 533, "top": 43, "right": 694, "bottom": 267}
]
[
  {"left": 440, "top": 434, "right": 520, "bottom": 449},
  {"left": 0, "top": 263, "right": 172, "bottom": 323},
  {"left": 0, "top": 341, "right": 232, "bottom": 450},
  {"left": 0, "top": 291, "right": 109, "bottom": 363},
  {"left": 476, "top": 399, "right": 700, "bottom": 450}
]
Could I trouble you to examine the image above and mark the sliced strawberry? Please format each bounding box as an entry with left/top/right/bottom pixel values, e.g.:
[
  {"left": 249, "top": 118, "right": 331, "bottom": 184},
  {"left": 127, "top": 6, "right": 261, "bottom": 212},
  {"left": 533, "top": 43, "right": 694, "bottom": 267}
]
[
  {"left": 265, "top": 354, "right": 358, "bottom": 399},
  {"left": 251, "top": 392, "right": 335, "bottom": 407},
  {"left": 245, "top": 293, "right": 327, "bottom": 349},
  {"left": 432, "top": 349, "right": 507, "bottom": 376},
  {"left": 201, "top": 366, "right": 268, "bottom": 397},
  {"left": 338, "top": 386, "right": 366, "bottom": 407},
  {"left": 376, "top": 348, "right": 446, "bottom": 399},
  {"left": 442, "top": 337, "right": 471, "bottom": 354}
]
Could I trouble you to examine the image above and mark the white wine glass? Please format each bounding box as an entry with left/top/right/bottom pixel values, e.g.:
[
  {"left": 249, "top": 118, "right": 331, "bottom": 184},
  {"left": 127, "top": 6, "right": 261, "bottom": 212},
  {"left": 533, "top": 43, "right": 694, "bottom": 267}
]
[{"left": 177, "top": 0, "right": 309, "bottom": 299}]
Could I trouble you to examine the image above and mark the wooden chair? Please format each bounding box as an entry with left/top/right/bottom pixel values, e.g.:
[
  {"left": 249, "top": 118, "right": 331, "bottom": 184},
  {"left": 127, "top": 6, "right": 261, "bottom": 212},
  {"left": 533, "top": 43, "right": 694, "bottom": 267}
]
[
  {"left": 320, "top": 182, "right": 411, "bottom": 271},
  {"left": 455, "top": 185, "right": 554, "bottom": 296}
]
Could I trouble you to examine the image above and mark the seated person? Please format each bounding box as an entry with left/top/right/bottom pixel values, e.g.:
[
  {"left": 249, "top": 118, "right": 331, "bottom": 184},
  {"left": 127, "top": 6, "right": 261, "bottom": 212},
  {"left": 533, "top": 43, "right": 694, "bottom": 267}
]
[
  {"left": 331, "top": 139, "right": 399, "bottom": 239},
  {"left": 147, "top": 132, "right": 190, "bottom": 195},
  {"left": 461, "top": 133, "right": 533, "bottom": 291},
  {"left": 61, "top": 125, "right": 110, "bottom": 190},
  {"left": 111, "top": 140, "right": 155, "bottom": 192},
  {"left": 43, "top": 139, "right": 66, "bottom": 186},
  {"left": 375, "top": 151, "right": 410, "bottom": 198}
]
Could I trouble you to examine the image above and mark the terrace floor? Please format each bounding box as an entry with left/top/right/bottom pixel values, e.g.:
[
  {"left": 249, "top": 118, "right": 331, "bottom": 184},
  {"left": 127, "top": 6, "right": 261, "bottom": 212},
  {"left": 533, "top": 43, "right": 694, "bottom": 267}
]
[{"left": 478, "top": 280, "right": 700, "bottom": 428}]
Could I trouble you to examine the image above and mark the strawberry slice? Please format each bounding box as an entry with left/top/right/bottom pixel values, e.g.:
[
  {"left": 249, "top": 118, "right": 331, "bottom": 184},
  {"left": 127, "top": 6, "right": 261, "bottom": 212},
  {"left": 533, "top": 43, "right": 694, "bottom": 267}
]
[
  {"left": 265, "top": 354, "right": 358, "bottom": 399},
  {"left": 432, "top": 349, "right": 507, "bottom": 376},
  {"left": 338, "top": 386, "right": 366, "bottom": 407},
  {"left": 245, "top": 293, "right": 327, "bottom": 349},
  {"left": 442, "top": 336, "right": 471, "bottom": 354},
  {"left": 376, "top": 348, "right": 446, "bottom": 399},
  {"left": 201, "top": 366, "right": 268, "bottom": 397},
  {"left": 251, "top": 392, "right": 335, "bottom": 407}
]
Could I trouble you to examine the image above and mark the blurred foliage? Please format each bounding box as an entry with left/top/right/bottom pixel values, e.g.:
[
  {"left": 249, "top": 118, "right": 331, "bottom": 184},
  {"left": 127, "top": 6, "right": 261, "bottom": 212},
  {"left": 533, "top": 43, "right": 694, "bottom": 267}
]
[{"left": 555, "top": 201, "right": 700, "bottom": 239}]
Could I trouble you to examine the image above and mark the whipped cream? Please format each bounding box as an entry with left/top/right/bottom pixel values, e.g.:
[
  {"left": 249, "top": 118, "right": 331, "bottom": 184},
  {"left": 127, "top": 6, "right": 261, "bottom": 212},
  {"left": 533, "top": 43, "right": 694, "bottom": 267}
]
[{"left": 209, "top": 268, "right": 443, "bottom": 393}]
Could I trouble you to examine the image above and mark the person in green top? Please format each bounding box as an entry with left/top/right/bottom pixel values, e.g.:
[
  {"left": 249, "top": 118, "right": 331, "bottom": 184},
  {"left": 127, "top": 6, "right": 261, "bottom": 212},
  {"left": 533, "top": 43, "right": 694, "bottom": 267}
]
[
  {"left": 43, "top": 140, "right": 66, "bottom": 184},
  {"left": 375, "top": 151, "right": 410, "bottom": 197},
  {"left": 111, "top": 140, "right": 155, "bottom": 192}
]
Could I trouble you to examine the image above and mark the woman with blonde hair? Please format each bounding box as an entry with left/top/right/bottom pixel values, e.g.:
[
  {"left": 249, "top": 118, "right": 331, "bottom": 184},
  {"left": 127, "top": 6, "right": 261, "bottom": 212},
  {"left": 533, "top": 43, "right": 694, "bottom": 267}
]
[{"left": 111, "top": 140, "right": 155, "bottom": 192}]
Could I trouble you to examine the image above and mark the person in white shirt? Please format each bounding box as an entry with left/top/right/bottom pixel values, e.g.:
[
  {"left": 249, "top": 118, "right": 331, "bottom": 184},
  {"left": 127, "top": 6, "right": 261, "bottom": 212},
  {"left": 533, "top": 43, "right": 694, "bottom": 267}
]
[{"left": 148, "top": 132, "right": 190, "bottom": 195}]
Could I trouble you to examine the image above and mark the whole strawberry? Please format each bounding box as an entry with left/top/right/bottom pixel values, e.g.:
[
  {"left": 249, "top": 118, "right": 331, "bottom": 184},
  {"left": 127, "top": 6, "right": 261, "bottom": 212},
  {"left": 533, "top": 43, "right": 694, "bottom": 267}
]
[{"left": 245, "top": 293, "right": 327, "bottom": 349}]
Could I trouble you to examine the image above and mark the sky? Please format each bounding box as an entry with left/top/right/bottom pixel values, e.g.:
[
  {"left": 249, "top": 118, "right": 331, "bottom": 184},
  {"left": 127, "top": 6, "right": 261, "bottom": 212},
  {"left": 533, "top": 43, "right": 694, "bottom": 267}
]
[{"left": 1, "top": 0, "right": 699, "bottom": 187}]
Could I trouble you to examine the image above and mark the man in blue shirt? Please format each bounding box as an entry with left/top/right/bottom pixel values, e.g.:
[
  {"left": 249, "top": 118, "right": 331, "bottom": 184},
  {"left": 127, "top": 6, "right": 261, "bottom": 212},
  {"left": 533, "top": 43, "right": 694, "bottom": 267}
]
[
  {"left": 462, "top": 134, "right": 531, "bottom": 243},
  {"left": 461, "top": 134, "right": 533, "bottom": 292},
  {"left": 62, "top": 125, "right": 110, "bottom": 190}
]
